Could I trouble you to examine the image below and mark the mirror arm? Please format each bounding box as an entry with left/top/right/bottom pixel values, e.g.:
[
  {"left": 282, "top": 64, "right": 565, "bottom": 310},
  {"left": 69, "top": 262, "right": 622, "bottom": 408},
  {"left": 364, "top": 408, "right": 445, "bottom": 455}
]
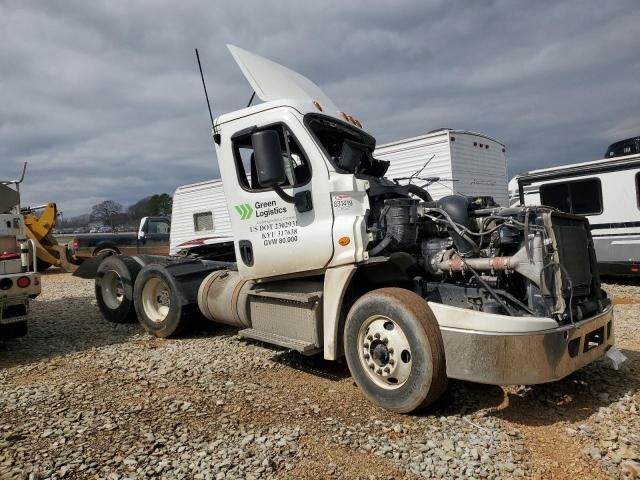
[
  {"left": 273, "top": 186, "right": 313, "bottom": 213},
  {"left": 273, "top": 185, "right": 295, "bottom": 204}
]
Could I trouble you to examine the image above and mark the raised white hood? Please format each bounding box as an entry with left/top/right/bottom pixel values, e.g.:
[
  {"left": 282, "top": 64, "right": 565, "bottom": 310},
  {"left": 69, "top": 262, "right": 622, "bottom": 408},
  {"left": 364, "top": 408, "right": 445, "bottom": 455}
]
[{"left": 227, "top": 44, "right": 341, "bottom": 116}]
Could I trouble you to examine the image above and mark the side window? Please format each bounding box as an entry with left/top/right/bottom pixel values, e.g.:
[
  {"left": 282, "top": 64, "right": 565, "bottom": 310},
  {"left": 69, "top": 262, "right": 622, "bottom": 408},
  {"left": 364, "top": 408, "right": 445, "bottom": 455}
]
[
  {"left": 539, "top": 182, "right": 570, "bottom": 213},
  {"left": 540, "top": 178, "right": 602, "bottom": 215},
  {"left": 232, "top": 125, "right": 311, "bottom": 191},
  {"left": 194, "top": 211, "right": 214, "bottom": 232},
  {"left": 570, "top": 179, "right": 602, "bottom": 214},
  {"left": 148, "top": 219, "right": 170, "bottom": 234}
]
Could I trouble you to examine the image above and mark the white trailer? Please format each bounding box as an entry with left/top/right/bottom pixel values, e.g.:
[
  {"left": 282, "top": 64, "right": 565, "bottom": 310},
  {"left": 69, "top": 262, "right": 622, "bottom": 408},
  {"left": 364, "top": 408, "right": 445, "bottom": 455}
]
[
  {"left": 510, "top": 152, "right": 640, "bottom": 276},
  {"left": 78, "top": 45, "right": 618, "bottom": 413},
  {"left": 375, "top": 130, "right": 509, "bottom": 206}
]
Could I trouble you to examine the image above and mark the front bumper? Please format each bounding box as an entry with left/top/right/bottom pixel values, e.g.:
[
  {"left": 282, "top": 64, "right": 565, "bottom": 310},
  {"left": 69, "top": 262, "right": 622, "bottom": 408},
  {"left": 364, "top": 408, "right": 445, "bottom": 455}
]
[{"left": 438, "top": 305, "right": 614, "bottom": 385}]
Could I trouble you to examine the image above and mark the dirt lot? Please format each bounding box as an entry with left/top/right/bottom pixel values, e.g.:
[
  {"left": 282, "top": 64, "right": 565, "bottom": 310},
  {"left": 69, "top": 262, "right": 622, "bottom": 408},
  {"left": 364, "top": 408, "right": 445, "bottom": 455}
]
[{"left": 1, "top": 273, "right": 639, "bottom": 479}]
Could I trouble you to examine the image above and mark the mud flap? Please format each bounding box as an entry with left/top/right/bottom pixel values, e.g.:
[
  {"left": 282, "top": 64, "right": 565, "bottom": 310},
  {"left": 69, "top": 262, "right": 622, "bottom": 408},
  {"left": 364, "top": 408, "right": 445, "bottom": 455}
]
[
  {"left": 50, "top": 245, "right": 81, "bottom": 273},
  {"left": 72, "top": 251, "right": 114, "bottom": 279}
]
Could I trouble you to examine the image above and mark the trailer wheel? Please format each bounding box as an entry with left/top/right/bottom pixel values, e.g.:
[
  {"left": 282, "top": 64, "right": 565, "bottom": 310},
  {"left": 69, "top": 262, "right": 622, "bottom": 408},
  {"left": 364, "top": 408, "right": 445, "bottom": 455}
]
[
  {"left": 133, "top": 264, "right": 192, "bottom": 338},
  {"left": 344, "top": 287, "right": 447, "bottom": 413},
  {"left": 95, "top": 256, "right": 141, "bottom": 323}
]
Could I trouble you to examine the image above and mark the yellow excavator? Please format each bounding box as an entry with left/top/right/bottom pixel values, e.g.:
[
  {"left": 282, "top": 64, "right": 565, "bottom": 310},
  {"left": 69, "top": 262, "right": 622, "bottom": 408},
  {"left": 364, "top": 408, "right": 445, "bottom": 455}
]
[{"left": 22, "top": 202, "right": 79, "bottom": 272}]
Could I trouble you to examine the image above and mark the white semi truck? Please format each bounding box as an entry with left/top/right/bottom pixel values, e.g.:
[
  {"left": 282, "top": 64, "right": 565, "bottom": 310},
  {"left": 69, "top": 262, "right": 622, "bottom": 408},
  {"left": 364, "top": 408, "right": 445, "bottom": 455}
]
[
  {"left": 78, "top": 45, "right": 616, "bottom": 413},
  {"left": 0, "top": 164, "right": 41, "bottom": 339}
]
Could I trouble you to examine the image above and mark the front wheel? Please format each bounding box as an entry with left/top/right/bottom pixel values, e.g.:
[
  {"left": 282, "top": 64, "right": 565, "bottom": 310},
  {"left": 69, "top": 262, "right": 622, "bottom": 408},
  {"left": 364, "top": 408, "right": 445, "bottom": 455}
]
[{"left": 344, "top": 287, "right": 447, "bottom": 413}]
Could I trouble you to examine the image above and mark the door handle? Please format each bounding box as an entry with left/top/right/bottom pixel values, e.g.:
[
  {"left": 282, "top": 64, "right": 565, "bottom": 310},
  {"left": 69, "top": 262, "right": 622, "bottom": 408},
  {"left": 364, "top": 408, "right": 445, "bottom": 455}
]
[{"left": 239, "top": 240, "right": 254, "bottom": 266}]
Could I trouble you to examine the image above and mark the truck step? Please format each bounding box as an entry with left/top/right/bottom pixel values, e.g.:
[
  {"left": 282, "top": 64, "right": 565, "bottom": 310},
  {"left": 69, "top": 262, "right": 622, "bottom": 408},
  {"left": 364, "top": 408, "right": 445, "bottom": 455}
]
[
  {"left": 238, "top": 328, "right": 320, "bottom": 354},
  {"left": 249, "top": 280, "right": 323, "bottom": 303}
]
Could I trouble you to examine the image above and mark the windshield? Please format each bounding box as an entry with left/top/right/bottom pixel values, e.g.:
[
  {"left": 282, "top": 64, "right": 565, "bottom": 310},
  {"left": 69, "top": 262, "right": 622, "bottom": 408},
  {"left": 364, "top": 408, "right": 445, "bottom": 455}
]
[{"left": 306, "top": 115, "right": 389, "bottom": 177}]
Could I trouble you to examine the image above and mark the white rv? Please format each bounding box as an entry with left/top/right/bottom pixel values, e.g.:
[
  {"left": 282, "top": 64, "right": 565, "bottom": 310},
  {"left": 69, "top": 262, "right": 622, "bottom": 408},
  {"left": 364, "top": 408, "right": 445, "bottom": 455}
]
[
  {"left": 510, "top": 152, "right": 640, "bottom": 276},
  {"left": 169, "top": 179, "right": 232, "bottom": 254},
  {"left": 375, "top": 129, "right": 509, "bottom": 206}
]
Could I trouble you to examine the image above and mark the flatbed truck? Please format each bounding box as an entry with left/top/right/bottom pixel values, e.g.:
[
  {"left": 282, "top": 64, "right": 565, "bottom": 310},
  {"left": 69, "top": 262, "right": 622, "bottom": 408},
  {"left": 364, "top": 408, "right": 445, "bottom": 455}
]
[{"left": 1, "top": 164, "right": 41, "bottom": 339}]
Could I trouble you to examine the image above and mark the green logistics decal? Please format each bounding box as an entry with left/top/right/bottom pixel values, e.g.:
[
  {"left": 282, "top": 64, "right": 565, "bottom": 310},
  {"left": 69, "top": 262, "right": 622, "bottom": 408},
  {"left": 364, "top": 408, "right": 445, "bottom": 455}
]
[{"left": 234, "top": 203, "right": 253, "bottom": 220}]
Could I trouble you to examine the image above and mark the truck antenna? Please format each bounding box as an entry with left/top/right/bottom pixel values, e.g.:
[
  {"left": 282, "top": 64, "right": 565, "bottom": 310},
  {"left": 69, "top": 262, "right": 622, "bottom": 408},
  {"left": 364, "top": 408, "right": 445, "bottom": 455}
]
[
  {"left": 195, "top": 48, "right": 220, "bottom": 144},
  {"left": 247, "top": 91, "right": 256, "bottom": 108}
]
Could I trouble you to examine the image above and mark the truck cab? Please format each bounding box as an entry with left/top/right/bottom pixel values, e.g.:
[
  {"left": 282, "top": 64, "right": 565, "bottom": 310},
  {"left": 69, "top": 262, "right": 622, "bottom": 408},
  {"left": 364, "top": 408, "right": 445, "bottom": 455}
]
[
  {"left": 137, "top": 216, "right": 171, "bottom": 254},
  {"left": 0, "top": 165, "right": 41, "bottom": 339},
  {"left": 214, "top": 46, "right": 376, "bottom": 280}
]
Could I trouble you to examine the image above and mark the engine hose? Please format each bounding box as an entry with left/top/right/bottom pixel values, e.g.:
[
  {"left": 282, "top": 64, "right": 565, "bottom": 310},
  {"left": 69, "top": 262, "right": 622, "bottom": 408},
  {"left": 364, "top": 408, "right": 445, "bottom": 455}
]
[
  {"left": 368, "top": 234, "right": 393, "bottom": 256},
  {"left": 406, "top": 184, "right": 432, "bottom": 202},
  {"left": 465, "top": 264, "right": 517, "bottom": 316},
  {"left": 423, "top": 207, "right": 479, "bottom": 252},
  {"left": 524, "top": 208, "right": 531, "bottom": 263},
  {"left": 495, "top": 290, "right": 535, "bottom": 315}
]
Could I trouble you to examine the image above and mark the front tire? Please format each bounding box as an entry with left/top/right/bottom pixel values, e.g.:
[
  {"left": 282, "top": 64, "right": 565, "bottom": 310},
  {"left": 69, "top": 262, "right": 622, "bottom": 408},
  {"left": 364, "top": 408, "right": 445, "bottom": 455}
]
[
  {"left": 344, "top": 287, "right": 447, "bottom": 413},
  {"left": 95, "top": 256, "right": 141, "bottom": 323},
  {"left": 133, "top": 264, "right": 194, "bottom": 338}
]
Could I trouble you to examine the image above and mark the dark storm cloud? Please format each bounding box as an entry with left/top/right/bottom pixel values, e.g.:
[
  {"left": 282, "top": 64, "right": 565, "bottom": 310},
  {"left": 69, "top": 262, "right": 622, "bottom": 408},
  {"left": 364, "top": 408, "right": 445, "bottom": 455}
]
[{"left": 1, "top": 1, "right": 639, "bottom": 215}]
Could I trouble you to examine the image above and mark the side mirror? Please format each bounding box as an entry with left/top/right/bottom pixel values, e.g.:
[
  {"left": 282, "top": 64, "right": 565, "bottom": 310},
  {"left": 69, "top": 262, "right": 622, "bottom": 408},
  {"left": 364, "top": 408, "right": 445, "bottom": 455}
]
[{"left": 252, "top": 130, "right": 286, "bottom": 187}]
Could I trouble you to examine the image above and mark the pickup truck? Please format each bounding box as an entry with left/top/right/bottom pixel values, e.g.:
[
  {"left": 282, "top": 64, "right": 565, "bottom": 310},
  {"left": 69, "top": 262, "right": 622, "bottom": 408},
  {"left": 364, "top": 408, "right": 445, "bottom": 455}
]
[{"left": 71, "top": 216, "right": 170, "bottom": 259}]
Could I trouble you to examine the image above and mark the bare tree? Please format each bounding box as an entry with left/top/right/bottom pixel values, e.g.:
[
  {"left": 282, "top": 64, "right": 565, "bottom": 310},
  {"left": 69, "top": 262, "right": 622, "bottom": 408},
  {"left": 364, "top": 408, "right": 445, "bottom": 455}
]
[{"left": 91, "top": 200, "right": 123, "bottom": 228}]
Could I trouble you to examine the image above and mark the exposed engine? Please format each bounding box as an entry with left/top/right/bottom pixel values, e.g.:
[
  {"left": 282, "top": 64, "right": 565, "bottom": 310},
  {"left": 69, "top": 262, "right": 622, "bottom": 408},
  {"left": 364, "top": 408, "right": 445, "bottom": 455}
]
[{"left": 364, "top": 176, "right": 609, "bottom": 323}]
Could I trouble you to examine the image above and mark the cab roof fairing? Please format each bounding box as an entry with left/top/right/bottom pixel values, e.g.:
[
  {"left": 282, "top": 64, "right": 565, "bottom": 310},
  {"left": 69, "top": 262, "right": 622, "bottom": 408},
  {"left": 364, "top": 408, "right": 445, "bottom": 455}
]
[{"left": 215, "top": 44, "right": 364, "bottom": 130}]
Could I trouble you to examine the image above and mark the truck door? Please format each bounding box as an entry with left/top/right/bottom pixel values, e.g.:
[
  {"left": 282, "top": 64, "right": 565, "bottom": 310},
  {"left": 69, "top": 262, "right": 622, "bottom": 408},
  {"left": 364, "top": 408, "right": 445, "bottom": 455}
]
[
  {"left": 223, "top": 118, "right": 334, "bottom": 280},
  {"left": 138, "top": 217, "right": 170, "bottom": 255}
]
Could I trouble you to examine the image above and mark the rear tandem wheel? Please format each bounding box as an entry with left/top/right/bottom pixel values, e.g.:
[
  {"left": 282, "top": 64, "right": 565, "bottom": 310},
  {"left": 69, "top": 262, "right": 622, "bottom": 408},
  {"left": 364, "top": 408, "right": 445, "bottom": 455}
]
[
  {"left": 133, "top": 263, "right": 195, "bottom": 338},
  {"left": 95, "top": 256, "right": 142, "bottom": 323}
]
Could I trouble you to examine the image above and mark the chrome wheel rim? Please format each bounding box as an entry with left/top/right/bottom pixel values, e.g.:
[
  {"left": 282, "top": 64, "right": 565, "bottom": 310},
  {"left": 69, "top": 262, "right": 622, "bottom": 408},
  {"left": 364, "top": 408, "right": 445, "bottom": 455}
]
[
  {"left": 357, "top": 315, "right": 412, "bottom": 390},
  {"left": 102, "top": 270, "right": 124, "bottom": 310},
  {"left": 141, "top": 277, "right": 171, "bottom": 323}
]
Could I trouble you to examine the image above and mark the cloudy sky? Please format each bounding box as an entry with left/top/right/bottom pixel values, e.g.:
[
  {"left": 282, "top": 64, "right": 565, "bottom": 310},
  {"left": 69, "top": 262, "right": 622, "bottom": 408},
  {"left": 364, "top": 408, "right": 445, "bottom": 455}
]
[{"left": 2, "top": 1, "right": 639, "bottom": 216}]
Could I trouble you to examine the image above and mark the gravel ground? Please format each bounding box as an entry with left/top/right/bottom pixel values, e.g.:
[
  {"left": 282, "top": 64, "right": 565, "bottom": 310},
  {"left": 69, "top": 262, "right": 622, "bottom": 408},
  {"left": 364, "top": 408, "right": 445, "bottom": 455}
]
[{"left": 0, "top": 273, "right": 638, "bottom": 479}]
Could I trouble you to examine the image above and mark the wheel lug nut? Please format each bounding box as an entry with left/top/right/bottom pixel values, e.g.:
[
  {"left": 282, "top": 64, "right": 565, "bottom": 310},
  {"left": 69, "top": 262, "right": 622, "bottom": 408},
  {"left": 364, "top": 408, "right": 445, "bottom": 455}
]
[
  {"left": 364, "top": 353, "right": 370, "bottom": 360},
  {"left": 384, "top": 367, "right": 390, "bottom": 373},
  {"left": 376, "top": 368, "right": 382, "bottom": 374},
  {"left": 369, "top": 364, "right": 375, "bottom": 370},
  {"left": 388, "top": 348, "right": 394, "bottom": 354},
  {"left": 374, "top": 333, "right": 380, "bottom": 339},
  {"left": 382, "top": 338, "right": 388, "bottom": 345},
  {"left": 389, "top": 359, "right": 395, "bottom": 365},
  {"left": 364, "top": 343, "right": 370, "bottom": 348}
]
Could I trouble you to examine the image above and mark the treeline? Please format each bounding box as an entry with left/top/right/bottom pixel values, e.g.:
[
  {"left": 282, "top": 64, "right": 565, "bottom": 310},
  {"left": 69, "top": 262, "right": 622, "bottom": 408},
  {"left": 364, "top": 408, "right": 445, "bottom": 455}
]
[{"left": 58, "top": 193, "right": 172, "bottom": 229}]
